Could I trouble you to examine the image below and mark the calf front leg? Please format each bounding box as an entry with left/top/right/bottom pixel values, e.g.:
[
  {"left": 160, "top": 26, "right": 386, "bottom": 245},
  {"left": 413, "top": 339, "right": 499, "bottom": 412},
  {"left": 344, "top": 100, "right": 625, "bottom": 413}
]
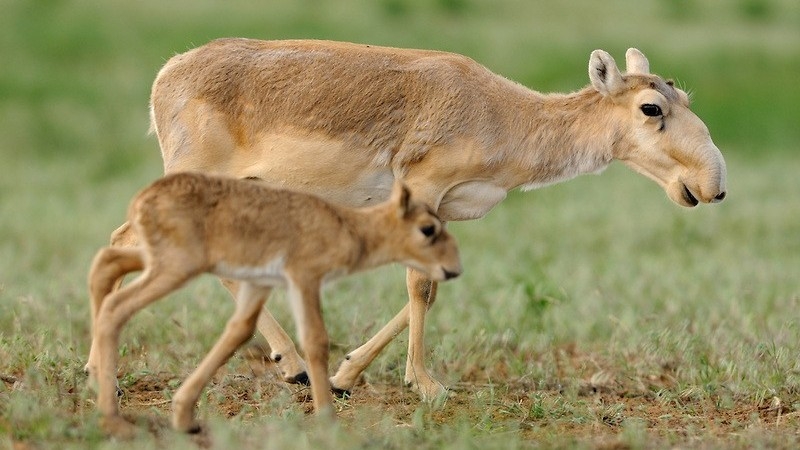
[
  {"left": 287, "top": 278, "right": 333, "bottom": 416},
  {"left": 329, "top": 303, "right": 409, "bottom": 395}
]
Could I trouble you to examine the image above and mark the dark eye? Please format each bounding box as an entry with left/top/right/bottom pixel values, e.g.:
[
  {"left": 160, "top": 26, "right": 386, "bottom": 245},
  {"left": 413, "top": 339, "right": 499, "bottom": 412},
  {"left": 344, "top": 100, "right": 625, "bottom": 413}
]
[
  {"left": 641, "top": 104, "right": 663, "bottom": 117},
  {"left": 420, "top": 224, "right": 436, "bottom": 238}
]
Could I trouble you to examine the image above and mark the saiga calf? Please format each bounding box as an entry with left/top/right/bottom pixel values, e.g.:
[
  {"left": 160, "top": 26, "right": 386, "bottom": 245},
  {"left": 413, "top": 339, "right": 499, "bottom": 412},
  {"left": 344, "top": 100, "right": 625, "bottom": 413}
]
[{"left": 86, "top": 172, "right": 461, "bottom": 436}]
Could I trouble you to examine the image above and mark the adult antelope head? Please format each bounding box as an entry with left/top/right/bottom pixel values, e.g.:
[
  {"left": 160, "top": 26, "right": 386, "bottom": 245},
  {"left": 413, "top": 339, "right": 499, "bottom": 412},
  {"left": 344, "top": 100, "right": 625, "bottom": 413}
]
[{"left": 589, "top": 48, "right": 727, "bottom": 207}]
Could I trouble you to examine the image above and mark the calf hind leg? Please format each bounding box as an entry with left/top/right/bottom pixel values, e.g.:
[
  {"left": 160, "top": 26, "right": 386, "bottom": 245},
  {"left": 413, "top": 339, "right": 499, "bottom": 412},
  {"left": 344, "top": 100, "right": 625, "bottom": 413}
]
[
  {"left": 95, "top": 265, "right": 192, "bottom": 437},
  {"left": 86, "top": 247, "right": 144, "bottom": 380},
  {"left": 172, "top": 282, "right": 269, "bottom": 433}
]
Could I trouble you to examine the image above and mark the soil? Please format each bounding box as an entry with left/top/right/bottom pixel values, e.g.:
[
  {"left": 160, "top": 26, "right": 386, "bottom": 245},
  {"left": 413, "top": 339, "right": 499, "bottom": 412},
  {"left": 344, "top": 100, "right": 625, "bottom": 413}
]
[{"left": 110, "top": 342, "right": 800, "bottom": 448}]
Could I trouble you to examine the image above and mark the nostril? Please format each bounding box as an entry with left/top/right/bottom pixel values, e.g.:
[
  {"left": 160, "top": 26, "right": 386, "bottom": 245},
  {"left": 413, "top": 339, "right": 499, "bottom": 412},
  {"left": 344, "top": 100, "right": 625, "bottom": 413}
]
[
  {"left": 443, "top": 269, "right": 461, "bottom": 280},
  {"left": 714, "top": 191, "right": 727, "bottom": 201}
]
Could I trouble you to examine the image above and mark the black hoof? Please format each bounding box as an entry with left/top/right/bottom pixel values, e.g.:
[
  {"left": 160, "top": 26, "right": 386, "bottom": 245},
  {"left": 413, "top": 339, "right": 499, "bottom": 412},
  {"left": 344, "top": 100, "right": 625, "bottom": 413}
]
[
  {"left": 331, "top": 386, "right": 351, "bottom": 399},
  {"left": 187, "top": 424, "right": 203, "bottom": 435},
  {"left": 116, "top": 387, "right": 124, "bottom": 397},
  {"left": 287, "top": 372, "right": 310, "bottom": 386}
]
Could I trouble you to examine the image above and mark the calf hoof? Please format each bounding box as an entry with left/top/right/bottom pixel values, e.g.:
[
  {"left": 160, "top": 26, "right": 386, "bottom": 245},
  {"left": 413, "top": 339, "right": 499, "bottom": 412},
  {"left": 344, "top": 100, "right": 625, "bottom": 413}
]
[
  {"left": 100, "top": 415, "right": 138, "bottom": 440},
  {"left": 331, "top": 386, "right": 351, "bottom": 399},
  {"left": 173, "top": 421, "right": 202, "bottom": 434},
  {"left": 405, "top": 378, "right": 448, "bottom": 403},
  {"left": 179, "top": 422, "right": 203, "bottom": 435},
  {"left": 285, "top": 371, "right": 310, "bottom": 386},
  {"left": 172, "top": 411, "right": 202, "bottom": 434},
  {"left": 172, "top": 397, "right": 202, "bottom": 434}
]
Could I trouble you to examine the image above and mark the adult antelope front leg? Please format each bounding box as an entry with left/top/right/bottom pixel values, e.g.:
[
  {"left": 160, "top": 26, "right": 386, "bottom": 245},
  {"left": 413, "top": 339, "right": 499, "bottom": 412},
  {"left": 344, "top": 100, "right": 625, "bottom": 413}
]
[
  {"left": 219, "top": 279, "right": 309, "bottom": 385},
  {"left": 404, "top": 268, "right": 444, "bottom": 399},
  {"left": 330, "top": 267, "right": 444, "bottom": 400}
]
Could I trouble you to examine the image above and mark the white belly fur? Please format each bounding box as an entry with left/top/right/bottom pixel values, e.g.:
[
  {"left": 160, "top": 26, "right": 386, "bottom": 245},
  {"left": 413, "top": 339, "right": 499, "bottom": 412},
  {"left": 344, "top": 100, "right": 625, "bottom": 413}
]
[{"left": 214, "top": 257, "right": 287, "bottom": 287}]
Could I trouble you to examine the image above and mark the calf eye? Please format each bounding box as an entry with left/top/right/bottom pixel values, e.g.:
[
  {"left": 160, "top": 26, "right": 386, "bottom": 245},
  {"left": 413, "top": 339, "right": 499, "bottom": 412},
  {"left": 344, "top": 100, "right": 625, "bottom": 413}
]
[
  {"left": 641, "top": 104, "right": 663, "bottom": 117},
  {"left": 420, "top": 225, "right": 436, "bottom": 238}
]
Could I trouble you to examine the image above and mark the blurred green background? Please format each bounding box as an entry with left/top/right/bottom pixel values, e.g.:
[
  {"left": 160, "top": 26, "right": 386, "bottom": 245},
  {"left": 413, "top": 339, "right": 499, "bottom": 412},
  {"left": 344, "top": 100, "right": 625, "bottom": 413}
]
[
  {"left": 2, "top": 0, "right": 798, "bottom": 165},
  {"left": 2, "top": 0, "right": 797, "bottom": 281}
]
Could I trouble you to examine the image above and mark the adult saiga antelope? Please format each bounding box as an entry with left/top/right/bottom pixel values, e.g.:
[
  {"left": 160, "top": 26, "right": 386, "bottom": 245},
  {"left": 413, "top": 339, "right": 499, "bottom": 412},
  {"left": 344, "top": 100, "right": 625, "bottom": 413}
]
[
  {"left": 108, "top": 38, "right": 727, "bottom": 400},
  {"left": 87, "top": 173, "right": 461, "bottom": 435}
]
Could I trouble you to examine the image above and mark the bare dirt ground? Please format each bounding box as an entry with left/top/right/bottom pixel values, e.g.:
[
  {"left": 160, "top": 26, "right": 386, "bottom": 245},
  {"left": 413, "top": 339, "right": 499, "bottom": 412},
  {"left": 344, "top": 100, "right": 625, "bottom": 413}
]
[{"left": 103, "top": 342, "right": 800, "bottom": 449}]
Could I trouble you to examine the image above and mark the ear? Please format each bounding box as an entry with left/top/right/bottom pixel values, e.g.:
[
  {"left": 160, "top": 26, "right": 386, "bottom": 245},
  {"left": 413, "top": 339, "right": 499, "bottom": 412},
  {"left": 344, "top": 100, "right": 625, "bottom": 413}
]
[
  {"left": 589, "top": 50, "right": 624, "bottom": 96},
  {"left": 625, "top": 48, "right": 650, "bottom": 74},
  {"left": 391, "top": 181, "right": 412, "bottom": 218}
]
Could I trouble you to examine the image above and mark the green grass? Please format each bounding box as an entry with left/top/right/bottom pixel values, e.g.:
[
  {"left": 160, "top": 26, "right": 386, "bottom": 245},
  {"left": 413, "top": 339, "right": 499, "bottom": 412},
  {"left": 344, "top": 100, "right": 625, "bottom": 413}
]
[{"left": 1, "top": 0, "right": 799, "bottom": 448}]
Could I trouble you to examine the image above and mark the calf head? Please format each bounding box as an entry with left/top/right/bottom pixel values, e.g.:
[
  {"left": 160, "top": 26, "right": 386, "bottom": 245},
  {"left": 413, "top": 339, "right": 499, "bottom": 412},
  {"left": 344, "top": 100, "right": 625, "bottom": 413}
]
[
  {"left": 386, "top": 183, "right": 462, "bottom": 281},
  {"left": 590, "top": 48, "right": 727, "bottom": 207}
]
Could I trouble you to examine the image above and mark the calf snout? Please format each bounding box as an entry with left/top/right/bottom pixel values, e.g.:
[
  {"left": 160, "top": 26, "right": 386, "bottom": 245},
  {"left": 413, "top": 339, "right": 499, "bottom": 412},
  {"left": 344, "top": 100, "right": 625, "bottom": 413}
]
[{"left": 443, "top": 268, "right": 461, "bottom": 280}]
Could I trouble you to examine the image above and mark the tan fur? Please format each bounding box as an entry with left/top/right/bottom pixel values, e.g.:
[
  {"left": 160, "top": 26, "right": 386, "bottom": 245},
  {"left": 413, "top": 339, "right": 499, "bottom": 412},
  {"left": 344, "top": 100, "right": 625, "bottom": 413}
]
[
  {"left": 86, "top": 173, "right": 461, "bottom": 436},
  {"left": 111, "top": 39, "right": 727, "bottom": 400}
]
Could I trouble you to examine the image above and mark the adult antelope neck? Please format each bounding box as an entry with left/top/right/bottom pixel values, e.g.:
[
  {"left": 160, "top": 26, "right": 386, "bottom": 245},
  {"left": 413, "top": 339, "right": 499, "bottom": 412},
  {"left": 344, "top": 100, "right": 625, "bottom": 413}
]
[{"left": 501, "top": 86, "right": 615, "bottom": 191}]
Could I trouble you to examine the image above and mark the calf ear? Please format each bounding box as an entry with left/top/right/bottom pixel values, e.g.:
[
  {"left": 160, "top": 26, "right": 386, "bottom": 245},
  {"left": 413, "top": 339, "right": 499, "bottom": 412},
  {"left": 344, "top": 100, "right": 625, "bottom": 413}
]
[
  {"left": 589, "top": 50, "right": 624, "bottom": 96},
  {"left": 391, "top": 181, "right": 412, "bottom": 218},
  {"left": 625, "top": 48, "right": 650, "bottom": 74}
]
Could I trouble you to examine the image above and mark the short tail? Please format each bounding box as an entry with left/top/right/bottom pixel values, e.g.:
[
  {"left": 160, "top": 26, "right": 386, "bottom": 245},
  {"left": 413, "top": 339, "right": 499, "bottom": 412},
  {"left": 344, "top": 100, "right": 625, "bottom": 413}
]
[{"left": 147, "top": 103, "right": 158, "bottom": 136}]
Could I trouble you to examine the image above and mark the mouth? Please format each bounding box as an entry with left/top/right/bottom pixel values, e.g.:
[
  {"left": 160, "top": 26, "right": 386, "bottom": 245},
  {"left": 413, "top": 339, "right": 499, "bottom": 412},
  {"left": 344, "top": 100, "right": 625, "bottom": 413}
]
[{"left": 682, "top": 184, "right": 699, "bottom": 207}]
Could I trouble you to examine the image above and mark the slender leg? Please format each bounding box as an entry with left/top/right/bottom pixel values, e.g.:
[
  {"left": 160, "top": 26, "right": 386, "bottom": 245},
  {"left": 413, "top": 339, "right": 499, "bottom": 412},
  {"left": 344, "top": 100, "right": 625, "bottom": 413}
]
[
  {"left": 219, "top": 279, "right": 309, "bottom": 384},
  {"left": 85, "top": 221, "right": 141, "bottom": 377},
  {"left": 330, "top": 268, "right": 444, "bottom": 400},
  {"left": 329, "top": 304, "right": 410, "bottom": 394},
  {"left": 403, "top": 269, "right": 444, "bottom": 400},
  {"left": 172, "top": 282, "right": 269, "bottom": 432},
  {"left": 95, "top": 267, "right": 188, "bottom": 437},
  {"left": 85, "top": 247, "right": 143, "bottom": 379},
  {"left": 286, "top": 278, "right": 333, "bottom": 416}
]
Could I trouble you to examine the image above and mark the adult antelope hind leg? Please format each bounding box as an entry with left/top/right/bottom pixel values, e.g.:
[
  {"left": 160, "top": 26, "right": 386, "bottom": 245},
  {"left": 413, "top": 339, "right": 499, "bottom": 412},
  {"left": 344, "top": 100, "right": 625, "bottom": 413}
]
[
  {"left": 330, "top": 267, "right": 444, "bottom": 400},
  {"left": 219, "top": 279, "right": 310, "bottom": 385}
]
